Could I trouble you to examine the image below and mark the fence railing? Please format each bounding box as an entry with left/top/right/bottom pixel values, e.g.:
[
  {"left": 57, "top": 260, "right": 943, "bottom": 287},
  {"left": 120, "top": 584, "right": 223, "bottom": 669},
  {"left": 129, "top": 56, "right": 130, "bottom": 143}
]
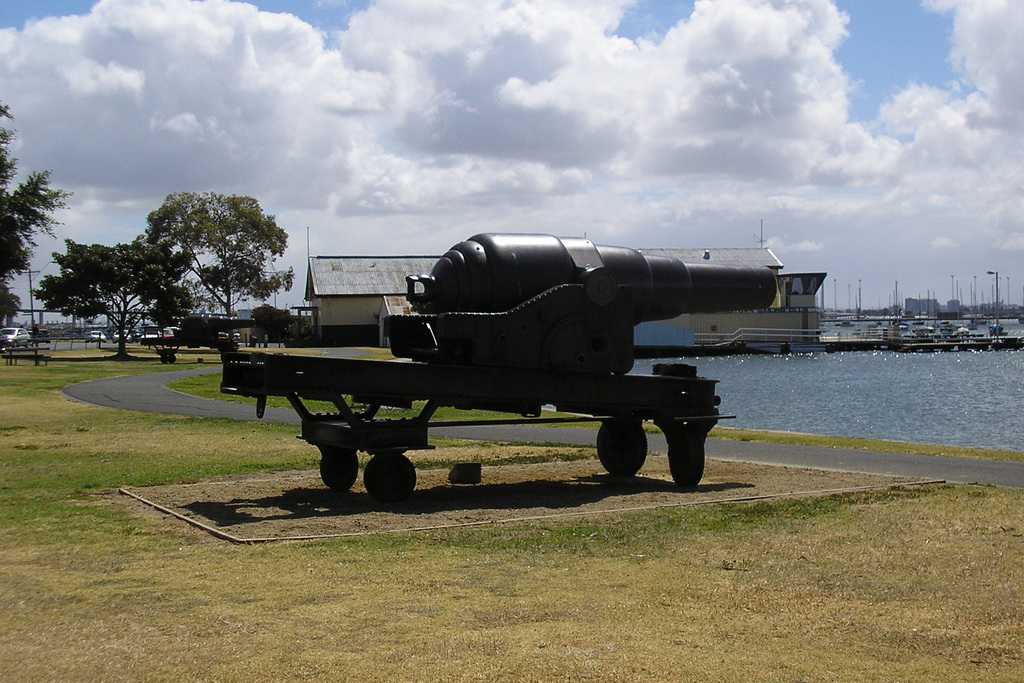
[{"left": 694, "top": 328, "right": 825, "bottom": 346}]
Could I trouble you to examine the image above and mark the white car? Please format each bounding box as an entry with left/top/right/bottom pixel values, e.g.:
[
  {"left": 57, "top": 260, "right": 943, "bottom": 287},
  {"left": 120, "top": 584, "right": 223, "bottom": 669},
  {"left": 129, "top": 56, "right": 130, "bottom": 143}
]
[
  {"left": 1, "top": 327, "right": 31, "bottom": 347},
  {"left": 87, "top": 331, "right": 107, "bottom": 342}
]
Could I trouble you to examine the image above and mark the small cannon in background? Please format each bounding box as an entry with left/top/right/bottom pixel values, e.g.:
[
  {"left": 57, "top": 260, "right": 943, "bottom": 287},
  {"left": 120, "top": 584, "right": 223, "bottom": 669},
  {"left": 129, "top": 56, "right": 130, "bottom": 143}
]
[
  {"left": 222, "top": 234, "right": 778, "bottom": 502},
  {"left": 142, "top": 314, "right": 254, "bottom": 363}
]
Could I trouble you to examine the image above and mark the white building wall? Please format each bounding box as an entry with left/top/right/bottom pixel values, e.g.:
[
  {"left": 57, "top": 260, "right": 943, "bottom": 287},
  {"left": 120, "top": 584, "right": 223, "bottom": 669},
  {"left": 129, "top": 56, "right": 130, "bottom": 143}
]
[
  {"left": 316, "top": 296, "right": 382, "bottom": 326},
  {"left": 655, "top": 310, "right": 821, "bottom": 342}
]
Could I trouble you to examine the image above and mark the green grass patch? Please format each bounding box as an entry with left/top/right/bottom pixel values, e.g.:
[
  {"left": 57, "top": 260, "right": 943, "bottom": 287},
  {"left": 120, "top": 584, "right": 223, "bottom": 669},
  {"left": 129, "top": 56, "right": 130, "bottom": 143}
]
[{"left": 711, "top": 426, "right": 1024, "bottom": 462}]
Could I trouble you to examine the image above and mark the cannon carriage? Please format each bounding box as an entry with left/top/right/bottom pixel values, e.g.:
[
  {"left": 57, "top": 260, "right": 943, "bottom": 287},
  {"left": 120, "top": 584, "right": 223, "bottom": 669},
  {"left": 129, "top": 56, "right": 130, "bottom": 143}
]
[{"left": 221, "top": 234, "right": 778, "bottom": 502}]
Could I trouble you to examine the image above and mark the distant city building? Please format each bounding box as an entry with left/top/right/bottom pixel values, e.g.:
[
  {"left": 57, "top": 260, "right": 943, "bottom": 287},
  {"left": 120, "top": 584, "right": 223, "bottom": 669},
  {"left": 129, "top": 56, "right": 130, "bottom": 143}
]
[{"left": 904, "top": 297, "right": 941, "bottom": 316}]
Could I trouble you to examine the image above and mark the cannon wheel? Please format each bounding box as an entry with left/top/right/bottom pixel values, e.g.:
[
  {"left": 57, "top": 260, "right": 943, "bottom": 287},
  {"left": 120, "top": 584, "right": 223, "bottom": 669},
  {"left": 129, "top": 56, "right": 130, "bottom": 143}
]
[
  {"left": 657, "top": 420, "right": 708, "bottom": 488},
  {"left": 157, "top": 348, "right": 178, "bottom": 364},
  {"left": 318, "top": 445, "right": 359, "bottom": 491},
  {"left": 363, "top": 451, "right": 417, "bottom": 502},
  {"left": 597, "top": 419, "right": 648, "bottom": 477}
]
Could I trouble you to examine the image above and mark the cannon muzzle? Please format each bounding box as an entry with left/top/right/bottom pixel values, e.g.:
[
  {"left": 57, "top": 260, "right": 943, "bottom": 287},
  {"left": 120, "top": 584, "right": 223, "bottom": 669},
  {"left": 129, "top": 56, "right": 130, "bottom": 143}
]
[{"left": 407, "top": 233, "right": 778, "bottom": 320}]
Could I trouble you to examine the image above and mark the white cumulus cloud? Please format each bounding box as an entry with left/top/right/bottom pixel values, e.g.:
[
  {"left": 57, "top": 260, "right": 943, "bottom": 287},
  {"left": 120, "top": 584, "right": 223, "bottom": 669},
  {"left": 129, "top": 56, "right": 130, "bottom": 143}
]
[{"left": 1, "top": 0, "right": 1023, "bottom": 309}]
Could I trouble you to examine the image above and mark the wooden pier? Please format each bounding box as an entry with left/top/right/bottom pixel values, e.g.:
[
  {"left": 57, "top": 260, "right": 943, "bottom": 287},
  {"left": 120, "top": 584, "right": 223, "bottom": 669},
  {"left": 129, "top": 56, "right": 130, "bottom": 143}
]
[
  {"left": 823, "top": 336, "right": 1021, "bottom": 353},
  {"left": 639, "top": 335, "right": 1022, "bottom": 357}
]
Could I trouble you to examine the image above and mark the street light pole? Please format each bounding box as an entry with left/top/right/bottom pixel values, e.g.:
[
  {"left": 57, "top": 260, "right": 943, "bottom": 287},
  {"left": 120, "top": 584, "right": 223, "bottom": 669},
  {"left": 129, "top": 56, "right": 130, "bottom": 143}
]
[
  {"left": 23, "top": 262, "right": 57, "bottom": 327},
  {"left": 987, "top": 271, "right": 1000, "bottom": 334},
  {"left": 25, "top": 268, "right": 39, "bottom": 326}
]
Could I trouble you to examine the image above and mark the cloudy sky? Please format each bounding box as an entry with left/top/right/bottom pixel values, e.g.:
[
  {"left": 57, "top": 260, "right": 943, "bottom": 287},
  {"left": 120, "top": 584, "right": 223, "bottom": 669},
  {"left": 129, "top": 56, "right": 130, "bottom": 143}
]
[{"left": 2, "top": 0, "right": 1022, "bottom": 314}]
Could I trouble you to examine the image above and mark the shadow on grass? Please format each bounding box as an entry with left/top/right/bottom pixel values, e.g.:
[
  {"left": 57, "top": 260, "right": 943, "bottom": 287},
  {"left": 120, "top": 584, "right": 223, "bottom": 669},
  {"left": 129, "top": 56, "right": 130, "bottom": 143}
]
[{"left": 181, "top": 475, "right": 755, "bottom": 528}]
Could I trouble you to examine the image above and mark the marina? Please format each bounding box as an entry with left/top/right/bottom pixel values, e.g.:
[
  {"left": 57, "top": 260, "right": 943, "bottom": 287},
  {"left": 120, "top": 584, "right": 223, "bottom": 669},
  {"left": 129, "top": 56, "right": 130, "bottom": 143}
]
[
  {"left": 636, "top": 320, "right": 1024, "bottom": 453},
  {"left": 647, "top": 317, "right": 1024, "bottom": 356}
]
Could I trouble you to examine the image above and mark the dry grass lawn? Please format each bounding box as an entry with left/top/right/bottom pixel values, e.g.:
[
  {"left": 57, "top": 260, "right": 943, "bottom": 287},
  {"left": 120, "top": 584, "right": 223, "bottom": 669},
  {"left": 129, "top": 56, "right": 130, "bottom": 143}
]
[
  {"left": 1, "top": 358, "right": 1022, "bottom": 681},
  {"left": 4, "top": 486, "right": 1023, "bottom": 682}
]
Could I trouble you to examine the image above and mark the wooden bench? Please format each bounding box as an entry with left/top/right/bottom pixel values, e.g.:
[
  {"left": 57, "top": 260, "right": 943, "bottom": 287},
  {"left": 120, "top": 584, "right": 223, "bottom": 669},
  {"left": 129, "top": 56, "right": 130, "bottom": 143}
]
[{"left": 3, "top": 346, "right": 52, "bottom": 366}]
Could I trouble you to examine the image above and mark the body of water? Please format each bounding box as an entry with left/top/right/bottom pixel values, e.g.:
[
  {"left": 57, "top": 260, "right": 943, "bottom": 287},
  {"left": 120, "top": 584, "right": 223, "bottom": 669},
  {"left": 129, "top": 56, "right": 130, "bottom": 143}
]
[{"left": 635, "top": 348, "right": 1024, "bottom": 452}]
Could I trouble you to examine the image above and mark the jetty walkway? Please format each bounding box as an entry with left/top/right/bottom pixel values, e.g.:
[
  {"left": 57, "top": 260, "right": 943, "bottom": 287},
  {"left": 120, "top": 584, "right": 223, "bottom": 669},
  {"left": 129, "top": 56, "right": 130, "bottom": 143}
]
[{"left": 651, "top": 334, "right": 1022, "bottom": 356}]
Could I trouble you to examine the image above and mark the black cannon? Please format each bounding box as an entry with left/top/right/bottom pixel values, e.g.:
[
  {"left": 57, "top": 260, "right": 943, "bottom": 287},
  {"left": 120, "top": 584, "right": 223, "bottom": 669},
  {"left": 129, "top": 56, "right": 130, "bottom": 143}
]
[
  {"left": 222, "top": 234, "right": 779, "bottom": 502},
  {"left": 390, "top": 233, "right": 777, "bottom": 372}
]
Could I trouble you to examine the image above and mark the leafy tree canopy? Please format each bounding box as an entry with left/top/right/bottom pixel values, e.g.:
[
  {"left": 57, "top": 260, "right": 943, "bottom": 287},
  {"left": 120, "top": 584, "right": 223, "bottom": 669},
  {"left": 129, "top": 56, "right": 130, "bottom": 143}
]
[
  {"left": 251, "top": 304, "right": 294, "bottom": 343},
  {"left": 146, "top": 192, "right": 294, "bottom": 316},
  {"left": 0, "top": 102, "right": 70, "bottom": 286},
  {"left": 35, "top": 238, "right": 193, "bottom": 358}
]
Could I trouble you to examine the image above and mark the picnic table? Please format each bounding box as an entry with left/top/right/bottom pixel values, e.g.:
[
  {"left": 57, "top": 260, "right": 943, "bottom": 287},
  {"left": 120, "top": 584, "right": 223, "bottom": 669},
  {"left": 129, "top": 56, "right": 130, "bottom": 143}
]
[{"left": 2, "top": 341, "right": 51, "bottom": 366}]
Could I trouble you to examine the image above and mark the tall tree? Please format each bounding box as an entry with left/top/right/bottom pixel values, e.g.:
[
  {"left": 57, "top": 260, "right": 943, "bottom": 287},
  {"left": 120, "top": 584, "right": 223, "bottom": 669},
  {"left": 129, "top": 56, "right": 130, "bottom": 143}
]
[
  {"left": 0, "top": 102, "right": 70, "bottom": 312},
  {"left": 35, "top": 238, "right": 193, "bottom": 359},
  {"left": 0, "top": 285, "right": 19, "bottom": 324},
  {"left": 146, "top": 192, "right": 294, "bottom": 316}
]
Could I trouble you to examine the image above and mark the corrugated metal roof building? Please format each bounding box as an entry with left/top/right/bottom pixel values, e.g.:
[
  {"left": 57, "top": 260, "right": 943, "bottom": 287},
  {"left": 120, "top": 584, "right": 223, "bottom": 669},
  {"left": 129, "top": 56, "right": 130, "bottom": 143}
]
[
  {"left": 639, "top": 247, "right": 783, "bottom": 270},
  {"left": 305, "top": 256, "right": 439, "bottom": 299},
  {"left": 305, "top": 256, "right": 437, "bottom": 345}
]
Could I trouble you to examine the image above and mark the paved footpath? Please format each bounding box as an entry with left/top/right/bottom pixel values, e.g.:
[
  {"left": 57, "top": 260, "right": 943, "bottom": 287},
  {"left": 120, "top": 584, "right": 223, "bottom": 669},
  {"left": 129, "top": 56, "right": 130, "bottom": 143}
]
[{"left": 62, "top": 365, "right": 1024, "bottom": 489}]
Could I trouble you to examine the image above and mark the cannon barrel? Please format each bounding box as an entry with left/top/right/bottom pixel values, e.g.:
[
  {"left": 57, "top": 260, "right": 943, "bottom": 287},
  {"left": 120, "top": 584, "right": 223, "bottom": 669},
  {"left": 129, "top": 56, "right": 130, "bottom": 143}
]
[
  {"left": 177, "top": 314, "right": 254, "bottom": 341},
  {"left": 203, "top": 316, "right": 256, "bottom": 331},
  {"left": 408, "top": 233, "right": 778, "bottom": 322}
]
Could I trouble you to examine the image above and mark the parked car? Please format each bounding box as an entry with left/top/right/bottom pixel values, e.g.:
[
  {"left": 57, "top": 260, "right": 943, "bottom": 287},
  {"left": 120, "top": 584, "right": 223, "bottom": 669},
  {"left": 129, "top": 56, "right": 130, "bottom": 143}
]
[
  {"left": 1, "top": 327, "right": 31, "bottom": 347},
  {"left": 141, "top": 326, "right": 177, "bottom": 340},
  {"left": 87, "top": 330, "right": 107, "bottom": 342}
]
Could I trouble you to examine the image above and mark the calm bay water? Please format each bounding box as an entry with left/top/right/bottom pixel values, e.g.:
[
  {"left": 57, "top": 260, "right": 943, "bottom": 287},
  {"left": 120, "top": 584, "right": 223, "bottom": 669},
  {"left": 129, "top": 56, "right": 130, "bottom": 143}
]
[{"left": 635, "top": 348, "right": 1024, "bottom": 452}]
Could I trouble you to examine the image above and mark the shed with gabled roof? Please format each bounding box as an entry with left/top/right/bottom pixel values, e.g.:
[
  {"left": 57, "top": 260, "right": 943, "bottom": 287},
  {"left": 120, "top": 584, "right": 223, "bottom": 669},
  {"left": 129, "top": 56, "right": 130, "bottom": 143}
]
[{"left": 305, "top": 255, "right": 437, "bottom": 346}]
